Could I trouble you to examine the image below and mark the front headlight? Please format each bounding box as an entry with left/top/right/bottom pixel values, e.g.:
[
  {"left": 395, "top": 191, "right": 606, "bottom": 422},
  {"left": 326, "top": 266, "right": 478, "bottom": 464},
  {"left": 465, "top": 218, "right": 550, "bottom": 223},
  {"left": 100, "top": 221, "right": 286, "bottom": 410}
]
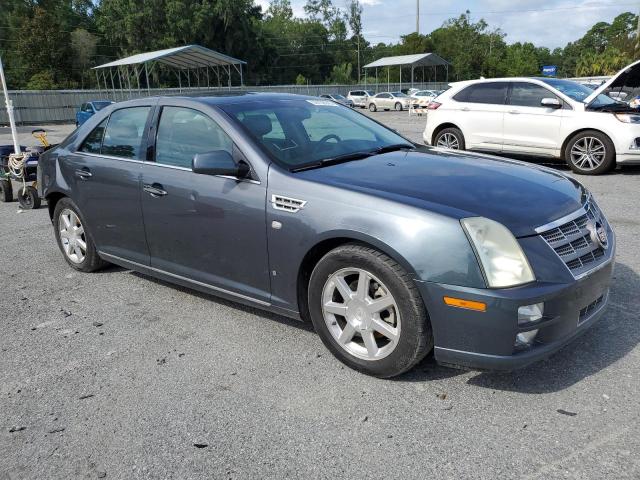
[
  {"left": 461, "top": 217, "right": 535, "bottom": 288},
  {"left": 614, "top": 113, "right": 640, "bottom": 123}
]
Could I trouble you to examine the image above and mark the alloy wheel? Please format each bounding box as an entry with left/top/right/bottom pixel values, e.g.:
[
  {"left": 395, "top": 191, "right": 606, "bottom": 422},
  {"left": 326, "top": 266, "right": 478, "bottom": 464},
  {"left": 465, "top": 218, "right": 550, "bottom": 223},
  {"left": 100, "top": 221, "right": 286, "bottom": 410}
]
[
  {"left": 570, "top": 136, "right": 606, "bottom": 171},
  {"left": 321, "top": 268, "right": 400, "bottom": 361},
  {"left": 59, "top": 208, "right": 87, "bottom": 264},
  {"left": 436, "top": 133, "right": 460, "bottom": 149}
]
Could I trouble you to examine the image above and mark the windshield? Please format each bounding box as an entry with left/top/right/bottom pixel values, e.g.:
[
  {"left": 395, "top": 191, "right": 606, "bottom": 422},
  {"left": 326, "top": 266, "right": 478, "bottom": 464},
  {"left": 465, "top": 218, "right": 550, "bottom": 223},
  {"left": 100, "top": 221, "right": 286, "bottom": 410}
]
[
  {"left": 365, "top": 90, "right": 375, "bottom": 96},
  {"left": 93, "top": 101, "right": 113, "bottom": 111},
  {"left": 221, "top": 99, "right": 411, "bottom": 170},
  {"left": 540, "top": 78, "right": 618, "bottom": 107},
  {"left": 333, "top": 94, "right": 346, "bottom": 100}
]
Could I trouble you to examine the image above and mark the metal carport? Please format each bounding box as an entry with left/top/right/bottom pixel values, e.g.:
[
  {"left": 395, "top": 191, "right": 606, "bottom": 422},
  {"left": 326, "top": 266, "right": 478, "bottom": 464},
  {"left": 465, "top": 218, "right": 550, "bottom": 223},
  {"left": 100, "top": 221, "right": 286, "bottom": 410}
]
[
  {"left": 93, "top": 44, "right": 247, "bottom": 96},
  {"left": 363, "top": 53, "right": 450, "bottom": 90}
]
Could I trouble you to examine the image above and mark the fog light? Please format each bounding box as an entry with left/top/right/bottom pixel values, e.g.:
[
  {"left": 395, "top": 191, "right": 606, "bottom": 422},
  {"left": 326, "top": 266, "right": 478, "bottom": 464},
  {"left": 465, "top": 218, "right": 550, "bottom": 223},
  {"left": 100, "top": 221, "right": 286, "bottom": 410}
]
[
  {"left": 515, "top": 329, "right": 539, "bottom": 348},
  {"left": 518, "top": 302, "right": 544, "bottom": 325}
]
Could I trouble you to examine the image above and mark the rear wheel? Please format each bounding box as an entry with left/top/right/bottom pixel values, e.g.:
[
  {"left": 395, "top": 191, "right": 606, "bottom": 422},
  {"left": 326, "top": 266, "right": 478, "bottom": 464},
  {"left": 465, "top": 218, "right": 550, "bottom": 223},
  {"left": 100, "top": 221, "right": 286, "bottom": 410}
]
[
  {"left": 17, "top": 186, "right": 41, "bottom": 209},
  {"left": 369, "top": 103, "right": 377, "bottom": 112},
  {"left": 53, "top": 197, "right": 108, "bottom": 272},
  {"left": 434, "top": 127, "right": 465, "bottom": 150},
  {"left": 308, "top": 244, "right": 433, "bottom": 378},
  {"left": 564, "top": 130, "right": 615, "bottom": 175},
  {"left": 0, "top": 180, "right": 13, "bottom": 202}
]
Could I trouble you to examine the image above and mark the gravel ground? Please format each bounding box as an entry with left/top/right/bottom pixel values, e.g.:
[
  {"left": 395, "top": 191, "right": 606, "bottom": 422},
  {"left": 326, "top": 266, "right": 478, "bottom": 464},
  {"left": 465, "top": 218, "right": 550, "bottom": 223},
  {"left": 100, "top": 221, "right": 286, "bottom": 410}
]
[{"left": 1, "top": 116, "right": 639, "bottom": 480}]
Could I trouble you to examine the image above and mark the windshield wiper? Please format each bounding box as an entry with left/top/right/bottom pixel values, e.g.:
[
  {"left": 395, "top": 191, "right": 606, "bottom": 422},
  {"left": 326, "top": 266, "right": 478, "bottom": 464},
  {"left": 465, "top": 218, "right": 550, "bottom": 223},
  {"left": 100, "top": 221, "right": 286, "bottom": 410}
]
[
  {"left": 290, "top": 150, "right": 378, "bottom": 172},
  {"left": 373, "top": 143, "right": 415, "bottom": 154},
  {"left": 290, "top": 143, "right": 414, "bottom": 173}
]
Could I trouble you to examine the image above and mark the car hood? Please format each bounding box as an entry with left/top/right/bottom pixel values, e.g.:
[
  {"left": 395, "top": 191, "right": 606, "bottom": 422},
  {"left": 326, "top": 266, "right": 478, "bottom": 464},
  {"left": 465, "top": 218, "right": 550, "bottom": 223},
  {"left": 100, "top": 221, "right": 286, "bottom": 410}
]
[
  {"left": 295, "top": 149, "right": 586, "bottom": 237},
  {"left": 585, "top": 59, "right": 640, "bottom": 105}
]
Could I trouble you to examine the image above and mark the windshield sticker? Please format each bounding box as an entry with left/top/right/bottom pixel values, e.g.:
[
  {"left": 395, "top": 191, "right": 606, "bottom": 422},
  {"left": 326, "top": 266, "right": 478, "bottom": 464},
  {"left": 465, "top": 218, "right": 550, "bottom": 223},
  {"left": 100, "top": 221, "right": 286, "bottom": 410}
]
[{"left": 306, "top": 99, "right": 339, "bottom": 106}]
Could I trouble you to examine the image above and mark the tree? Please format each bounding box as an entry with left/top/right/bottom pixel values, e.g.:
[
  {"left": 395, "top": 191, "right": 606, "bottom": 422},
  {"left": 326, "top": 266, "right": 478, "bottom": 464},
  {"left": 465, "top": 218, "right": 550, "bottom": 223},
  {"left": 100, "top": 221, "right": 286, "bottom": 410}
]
[
  {"left": 327, "top": 63, "right": 352, "bottom": 84},
  {"left": 71, "top": 29, "right": 98, "bottom": 89}
]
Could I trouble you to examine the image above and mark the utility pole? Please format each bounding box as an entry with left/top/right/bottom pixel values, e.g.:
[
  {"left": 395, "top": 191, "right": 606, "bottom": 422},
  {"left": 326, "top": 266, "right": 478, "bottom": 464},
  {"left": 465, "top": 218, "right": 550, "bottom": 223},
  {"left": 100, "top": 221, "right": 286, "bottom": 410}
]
[
  {"left": 416, "top": 0, "right": 420, "bottom": 34},
  {"left": 636, "top": 6, "right": 640, "bottom": 51}
]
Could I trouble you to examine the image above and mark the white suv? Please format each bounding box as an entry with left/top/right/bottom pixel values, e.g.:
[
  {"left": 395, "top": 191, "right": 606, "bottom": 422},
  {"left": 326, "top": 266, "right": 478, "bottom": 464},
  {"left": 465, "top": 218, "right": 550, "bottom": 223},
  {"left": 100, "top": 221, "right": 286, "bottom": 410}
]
[{"left": 423, "top": 61, "right": 640, "bottom": 174}]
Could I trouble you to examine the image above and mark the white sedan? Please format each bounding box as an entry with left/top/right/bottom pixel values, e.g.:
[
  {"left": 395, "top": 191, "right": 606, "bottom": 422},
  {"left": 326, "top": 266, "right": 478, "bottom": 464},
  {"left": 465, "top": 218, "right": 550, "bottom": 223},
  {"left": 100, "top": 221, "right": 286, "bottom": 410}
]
[{"left": 422, "top": 61, "right": 640, "bottom": 174}]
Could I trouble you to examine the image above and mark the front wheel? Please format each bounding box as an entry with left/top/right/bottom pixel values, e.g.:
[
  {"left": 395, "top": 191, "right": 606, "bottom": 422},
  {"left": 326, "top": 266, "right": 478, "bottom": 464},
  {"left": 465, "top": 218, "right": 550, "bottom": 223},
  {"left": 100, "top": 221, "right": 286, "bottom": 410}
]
[
  {"left": 53, "top": 197, "right": 108, "bottom": 272},
  {"left": 308, "top": 244, "right": 433, "bottom": 378},
  {"left": 434, "top": 127, "right": 465, "bottom": 150},
  {"left": 368, "top": 103, "right": 377, "bottom": 112},
  {"left": 394, "top": 102, "right": 403, "bottom": 111},
  {"left": 564, "top": 131, "right": 615, "bottom": 175}
]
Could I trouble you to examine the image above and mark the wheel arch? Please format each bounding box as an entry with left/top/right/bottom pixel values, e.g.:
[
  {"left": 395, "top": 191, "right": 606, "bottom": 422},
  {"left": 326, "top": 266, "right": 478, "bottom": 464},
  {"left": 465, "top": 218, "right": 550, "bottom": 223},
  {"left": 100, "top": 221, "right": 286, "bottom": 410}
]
[
  {"left": 431, "top": 122, "right": 462, "bottom": 145},
  {"left": 560, "top": 128, "right": 616, "bottom": 160},
  {"left": 296, "top": 232, "right": 420, "bottom": 322},
  {"left": 46, "top": 191, "right": 68, "bottom": 221}
]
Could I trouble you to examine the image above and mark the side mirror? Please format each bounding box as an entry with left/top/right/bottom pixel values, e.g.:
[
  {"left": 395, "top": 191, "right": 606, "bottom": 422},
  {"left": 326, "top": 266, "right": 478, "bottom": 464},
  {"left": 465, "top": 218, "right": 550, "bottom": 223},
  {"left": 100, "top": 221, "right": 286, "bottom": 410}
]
[
  {"left": 541, "top": 98, "right": 562, "bottom": 109},
  {"left": 192, "top": 150, "right": 250, "bottom": 178}
]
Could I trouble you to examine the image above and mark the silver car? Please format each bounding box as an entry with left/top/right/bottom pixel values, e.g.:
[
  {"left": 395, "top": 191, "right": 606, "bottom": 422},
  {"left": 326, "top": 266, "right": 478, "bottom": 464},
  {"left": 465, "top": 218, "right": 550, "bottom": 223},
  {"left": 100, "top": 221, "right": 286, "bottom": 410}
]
[
  {"left": 319, "top": 94, "right": 354, "bottom": 107},
  {"left": 347, "top": 90, "right": 375, "bottom": 108},
  {"left": 368, "top": 92, "right": 411, "bottom": 112}
]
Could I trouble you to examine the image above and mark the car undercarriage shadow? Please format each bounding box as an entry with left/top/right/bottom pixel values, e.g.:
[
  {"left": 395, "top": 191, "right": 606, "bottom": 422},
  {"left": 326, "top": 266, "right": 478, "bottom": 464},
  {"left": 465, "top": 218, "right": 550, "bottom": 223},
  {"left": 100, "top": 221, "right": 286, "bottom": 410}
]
[
  {"left": 129, "top": 271, "right": 315, "bottom": 333},
  {"left": 396, "top": 262, "right": 639, "bottom": 393}
]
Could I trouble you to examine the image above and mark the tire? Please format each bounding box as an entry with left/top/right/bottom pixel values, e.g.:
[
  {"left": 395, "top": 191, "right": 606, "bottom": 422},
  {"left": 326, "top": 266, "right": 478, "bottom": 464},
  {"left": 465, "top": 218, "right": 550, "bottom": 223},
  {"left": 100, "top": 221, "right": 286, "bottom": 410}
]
[
  {"left": 434, "top": 127, "right": 465, "bottom": 150},
  {"left": 308, "top": 243, "right": 433, "bottom": 378},
  {"left": 0, "top": 179, "right": 13, "bottom": 202},
  {"left": 53, "top": 197, "right": 108, "bottom": 272},
  {"left": 17, "top": 186, "right": 41, "bottom": 209},
  {"left": 564, "top": 130, "right": 615, "bottom": 175},
  {"left": 368, "top": 103, "right": 377, "bottom": 112},
  {"left": 394, "top": 102, "right": 403, "bottom": 111}
]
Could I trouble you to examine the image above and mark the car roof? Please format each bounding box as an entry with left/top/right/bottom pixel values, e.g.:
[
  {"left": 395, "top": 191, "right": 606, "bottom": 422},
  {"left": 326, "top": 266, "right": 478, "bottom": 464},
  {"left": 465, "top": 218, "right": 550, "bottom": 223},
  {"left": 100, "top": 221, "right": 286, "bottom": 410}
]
[{"left": 110, "top": 92, "right": 323, "bottom": 108}]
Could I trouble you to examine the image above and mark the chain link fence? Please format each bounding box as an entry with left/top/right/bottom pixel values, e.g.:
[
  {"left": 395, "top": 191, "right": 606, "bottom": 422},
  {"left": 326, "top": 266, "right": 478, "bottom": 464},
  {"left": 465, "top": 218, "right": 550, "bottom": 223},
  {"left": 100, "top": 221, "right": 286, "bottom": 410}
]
[{"left": 0, "top": 82, "right": 449, "bottom": 125}]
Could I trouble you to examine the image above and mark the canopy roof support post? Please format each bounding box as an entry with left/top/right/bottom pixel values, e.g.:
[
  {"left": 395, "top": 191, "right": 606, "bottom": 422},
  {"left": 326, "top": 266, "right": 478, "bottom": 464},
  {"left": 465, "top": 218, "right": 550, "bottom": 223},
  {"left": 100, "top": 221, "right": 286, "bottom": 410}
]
[
  {"left": 446, "top": 64, "right": 449, "bottom": 82},
  {"left": 144, "top": 63, "right": 150, "bottom": 94},
  {"left": 227, "top": 65, "right": 231, "bottom": 90},
  {"left": 240, "top": 64, "right": 243, "bottom": 87},
  {"left": 411, "top": 66, "right": 414, "bottom": 87},
  {"left": 177, "top": 69, "right": 182, "bottom": 92},
  {"left": 399, "top": 65, "right": 402, "bottom": 91},
  {"left": 375, "top": 67, "right": 378, "bottom": 92},
  {"left": 134, "top": 65, "right": 141, "bottom": 94},
  {"left": 387, "top": 67, "right": 390, "bottom": 91},
  {"left": 109, "top": 68, "right": 116, "bottom": 101},
  {"left": 206, "top": 66, "right": 210, "bottom": 89}
]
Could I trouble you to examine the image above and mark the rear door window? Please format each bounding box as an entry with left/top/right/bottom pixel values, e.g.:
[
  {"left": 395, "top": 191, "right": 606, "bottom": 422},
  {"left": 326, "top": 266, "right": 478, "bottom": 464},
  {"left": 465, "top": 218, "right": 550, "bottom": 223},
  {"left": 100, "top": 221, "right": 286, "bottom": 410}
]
[
  {"left": 101, "top": 107, "right": 151, "bottom": 159},
  {"left": 454, "top": 83, "right": 508, "bottom": 105},
  {"left": 509, "top": 82, "right": 559, "bottom": 107}
]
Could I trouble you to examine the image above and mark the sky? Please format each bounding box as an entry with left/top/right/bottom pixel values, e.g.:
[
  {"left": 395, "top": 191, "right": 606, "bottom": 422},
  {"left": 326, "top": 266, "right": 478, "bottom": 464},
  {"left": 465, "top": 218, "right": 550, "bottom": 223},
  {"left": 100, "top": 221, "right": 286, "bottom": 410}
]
[{"left": 254, "top": 0, "right": 638, "bottom": 49}]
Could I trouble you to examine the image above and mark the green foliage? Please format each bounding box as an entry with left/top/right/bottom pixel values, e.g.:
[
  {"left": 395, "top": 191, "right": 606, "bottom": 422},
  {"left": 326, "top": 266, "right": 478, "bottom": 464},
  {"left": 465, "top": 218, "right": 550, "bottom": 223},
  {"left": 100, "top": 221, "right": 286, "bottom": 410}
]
[
  {"left": 295, "top": 73, "right": 307, "bottom": 85},
  {"left": 26, "top": 71, "right": 57, "bottom": 90},
  {"left": 0, "top": 1, "right": 637, "bottom": 89}
]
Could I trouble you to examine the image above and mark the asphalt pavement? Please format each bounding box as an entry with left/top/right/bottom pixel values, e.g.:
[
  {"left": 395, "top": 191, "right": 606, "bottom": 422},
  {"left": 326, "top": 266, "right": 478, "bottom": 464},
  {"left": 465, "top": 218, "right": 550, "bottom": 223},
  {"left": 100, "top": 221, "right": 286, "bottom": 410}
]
[{"left": 1, "top": 115, "right": 639, "bottom": 479}]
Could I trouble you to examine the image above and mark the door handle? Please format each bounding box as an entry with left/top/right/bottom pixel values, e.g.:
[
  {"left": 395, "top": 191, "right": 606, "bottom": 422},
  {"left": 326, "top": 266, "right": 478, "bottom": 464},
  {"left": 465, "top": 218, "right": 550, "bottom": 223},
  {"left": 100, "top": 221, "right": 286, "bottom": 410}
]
[
  {"left": 508, "top": 109, "right": 520, "bottom": 114},
  {"left": 75, "top": 168, "right": 92, "bottom": 179},
  {"left": 143, "top": 183, "right": 167, "bottom": 197}
]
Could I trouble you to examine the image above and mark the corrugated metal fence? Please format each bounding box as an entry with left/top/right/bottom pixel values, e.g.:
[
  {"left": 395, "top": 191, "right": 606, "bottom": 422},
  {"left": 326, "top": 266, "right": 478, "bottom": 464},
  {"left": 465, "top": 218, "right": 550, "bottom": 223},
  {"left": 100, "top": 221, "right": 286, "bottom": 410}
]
[{"left": 0, "top": 82, "right": 449, "bottom": 125}]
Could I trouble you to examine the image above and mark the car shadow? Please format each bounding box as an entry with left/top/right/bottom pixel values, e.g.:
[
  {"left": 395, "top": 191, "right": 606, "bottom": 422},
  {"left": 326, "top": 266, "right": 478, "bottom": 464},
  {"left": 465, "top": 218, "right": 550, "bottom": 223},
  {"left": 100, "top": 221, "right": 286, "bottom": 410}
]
[
  {"left": 129, "top": 271, "right": 315, "bottom": 333},
  {"left": 397, "top": 262, "right": 639, "bottom": 393}
]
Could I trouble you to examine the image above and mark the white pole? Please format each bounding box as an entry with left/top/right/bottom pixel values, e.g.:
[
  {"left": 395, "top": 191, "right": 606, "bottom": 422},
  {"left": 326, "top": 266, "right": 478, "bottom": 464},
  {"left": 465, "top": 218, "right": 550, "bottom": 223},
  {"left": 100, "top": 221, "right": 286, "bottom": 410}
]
[{"left": 0, "top": 55, "right": 20, "bottom": 155}]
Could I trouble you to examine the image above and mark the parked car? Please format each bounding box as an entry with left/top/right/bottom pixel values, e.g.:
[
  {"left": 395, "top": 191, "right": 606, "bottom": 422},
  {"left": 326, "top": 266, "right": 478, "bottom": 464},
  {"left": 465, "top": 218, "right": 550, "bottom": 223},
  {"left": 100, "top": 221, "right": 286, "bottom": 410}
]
[
  {"left": 76, "top": 100, "right": 114, "bottom": 126},
  {"left": 319, "top": 94, "right": 354, "bottom": 107},
  {"left": 401, "top": 88, "right": 420, "bottom": 96},
  {"left": 39, "top": 93, "right": 614, "bottom": 378},
  {"left": 411, "top": 89, "right": 439, "bottom": 100},
  {"left": 347, "top": 89, "right": 375, "bottom": 108},
  {"left": 423, "top": 61, "right": 640, "bottom": 174},
  {"left": 368, "top": 92, "right": 411, "bottom": 112}
]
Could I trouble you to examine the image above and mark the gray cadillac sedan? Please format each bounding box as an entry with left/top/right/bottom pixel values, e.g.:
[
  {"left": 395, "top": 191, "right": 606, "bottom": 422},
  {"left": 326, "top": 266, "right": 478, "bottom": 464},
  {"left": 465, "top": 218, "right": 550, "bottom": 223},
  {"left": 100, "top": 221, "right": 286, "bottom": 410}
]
[{"left": 38, "top": 93, "right": 615, "bottom": 378}]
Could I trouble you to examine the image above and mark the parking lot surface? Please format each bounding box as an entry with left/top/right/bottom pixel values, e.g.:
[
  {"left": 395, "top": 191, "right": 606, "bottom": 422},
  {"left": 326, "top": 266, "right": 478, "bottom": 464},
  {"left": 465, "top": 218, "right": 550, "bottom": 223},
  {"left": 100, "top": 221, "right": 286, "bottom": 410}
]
[{"left": 1, "top": 115, "right": 639, "bottom": 479}]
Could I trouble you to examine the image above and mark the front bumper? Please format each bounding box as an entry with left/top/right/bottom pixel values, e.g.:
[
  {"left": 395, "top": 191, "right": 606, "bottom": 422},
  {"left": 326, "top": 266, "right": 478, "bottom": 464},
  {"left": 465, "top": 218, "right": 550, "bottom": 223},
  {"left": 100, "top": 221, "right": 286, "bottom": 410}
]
[{"left": 418, "top": 254, "right": 615, "bottom": 371}]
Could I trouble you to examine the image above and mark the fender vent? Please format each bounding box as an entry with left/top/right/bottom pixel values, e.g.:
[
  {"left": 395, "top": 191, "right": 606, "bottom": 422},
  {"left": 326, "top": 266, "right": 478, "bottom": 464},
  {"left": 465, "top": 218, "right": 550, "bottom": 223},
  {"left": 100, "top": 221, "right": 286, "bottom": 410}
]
[{"left": 271, "top": 194, "right": 307, "bottom": 213}]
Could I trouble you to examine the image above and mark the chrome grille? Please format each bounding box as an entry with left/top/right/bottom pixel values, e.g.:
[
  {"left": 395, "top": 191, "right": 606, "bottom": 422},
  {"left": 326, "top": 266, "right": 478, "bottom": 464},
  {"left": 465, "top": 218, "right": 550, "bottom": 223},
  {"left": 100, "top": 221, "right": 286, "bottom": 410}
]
[{"left": 538, "top": 198, "right": 608, "bottom": 278}]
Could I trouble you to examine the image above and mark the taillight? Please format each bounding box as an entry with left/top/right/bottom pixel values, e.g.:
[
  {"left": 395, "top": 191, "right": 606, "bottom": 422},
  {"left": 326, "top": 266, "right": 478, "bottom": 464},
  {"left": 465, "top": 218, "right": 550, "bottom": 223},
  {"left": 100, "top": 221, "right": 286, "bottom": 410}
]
[{"left": 426, "top": 102, "right": 441, "bottom": 110}]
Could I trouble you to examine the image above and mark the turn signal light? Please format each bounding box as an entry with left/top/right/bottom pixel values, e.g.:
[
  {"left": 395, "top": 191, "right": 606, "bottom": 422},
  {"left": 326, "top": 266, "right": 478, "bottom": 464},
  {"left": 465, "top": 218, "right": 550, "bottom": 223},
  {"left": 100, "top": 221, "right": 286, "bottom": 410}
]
[{"left": 443, "top": 296, "right": 486, "bottom": 312}]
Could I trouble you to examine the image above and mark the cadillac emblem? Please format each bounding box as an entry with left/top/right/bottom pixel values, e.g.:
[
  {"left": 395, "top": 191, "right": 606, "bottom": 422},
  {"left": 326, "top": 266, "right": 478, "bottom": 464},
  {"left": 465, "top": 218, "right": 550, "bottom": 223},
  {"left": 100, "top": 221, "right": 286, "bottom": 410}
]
[{"left": 588, "top": 221, "right": 609, "bottom": 249}]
